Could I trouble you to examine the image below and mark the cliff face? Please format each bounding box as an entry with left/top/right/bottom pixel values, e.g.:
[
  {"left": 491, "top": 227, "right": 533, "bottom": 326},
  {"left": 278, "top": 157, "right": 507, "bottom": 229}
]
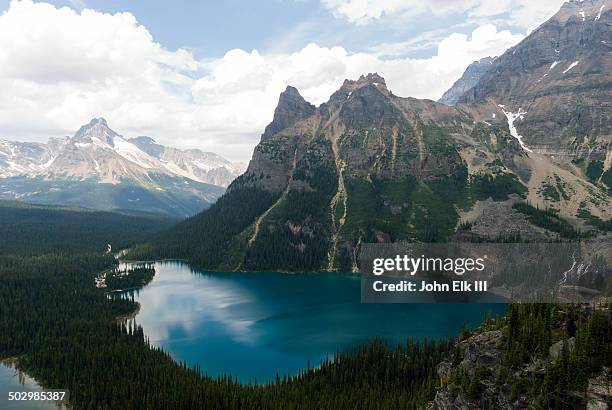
[
  {"left": 439, "top": 57, "right": 494, "bottom": 106},
  {"left": 459, "top": 0, "right": 611, "bottom": 148}
]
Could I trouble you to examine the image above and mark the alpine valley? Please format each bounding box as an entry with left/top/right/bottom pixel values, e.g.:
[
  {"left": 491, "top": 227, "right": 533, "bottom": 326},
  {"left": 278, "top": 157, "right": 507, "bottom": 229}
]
[
  {"left": 1, "top": 1, "right": 611, "bottom": 409},
  {"left": 0, "top": 118, "right": 245, "bottom": 217},
  {"left": 133, "top": 0, "right": 611, "bottom": 272}
]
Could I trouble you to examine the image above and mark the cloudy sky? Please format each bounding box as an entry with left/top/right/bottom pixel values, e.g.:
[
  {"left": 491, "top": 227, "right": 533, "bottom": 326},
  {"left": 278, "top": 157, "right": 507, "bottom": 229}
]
[{"left": 0, "top": 0, "right": 565, "bottom": 162}]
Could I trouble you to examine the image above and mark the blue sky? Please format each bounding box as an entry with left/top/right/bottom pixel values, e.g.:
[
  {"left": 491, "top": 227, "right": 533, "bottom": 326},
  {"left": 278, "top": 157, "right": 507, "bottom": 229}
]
[
  {"left": 31, "top": 0, "right": 328, "bottom": 56},
  {"left": 0, "top": 0, "right": 503, "bottom": 59},
  {"left": 0, "top": 0, "right": 566, "bottom": 161}
]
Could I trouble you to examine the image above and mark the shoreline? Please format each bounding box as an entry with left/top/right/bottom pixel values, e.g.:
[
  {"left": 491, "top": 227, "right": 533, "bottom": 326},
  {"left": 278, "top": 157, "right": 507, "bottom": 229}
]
[
  {"left": 120, "top": 256, "right": 359, "bottom": 276},
  {"left": 114, "top": 301, "right": 141, "bottom": 322}
]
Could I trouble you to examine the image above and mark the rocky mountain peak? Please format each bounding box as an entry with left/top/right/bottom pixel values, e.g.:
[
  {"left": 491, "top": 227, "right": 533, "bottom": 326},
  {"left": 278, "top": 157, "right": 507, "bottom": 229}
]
[
  {"left": 457, "top": 0, "right": 610, "bottom": 147},
  {"left": 261, "top": 85, "right": 316, "bottom": 141},
  {"left": 72, "top": 117, "right": 117, "bottom": 145},
  {"left": 338, "top": 72, "right": 390, "bottom": 97},
  {"left": 553, "top": 0, "right": 608, "bottom": 23}
]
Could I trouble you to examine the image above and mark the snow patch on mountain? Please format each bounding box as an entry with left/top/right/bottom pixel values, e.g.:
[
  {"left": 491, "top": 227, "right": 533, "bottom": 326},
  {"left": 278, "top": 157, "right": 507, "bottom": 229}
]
[
  {"left": 112, "top": 137, "right": 157, "bottom": 169},
  {"left": 498, "top": 105, "right": 533, "bottom": 153},
  {"left": 563, "top": 60, "right": 580, "bottom": 73}
]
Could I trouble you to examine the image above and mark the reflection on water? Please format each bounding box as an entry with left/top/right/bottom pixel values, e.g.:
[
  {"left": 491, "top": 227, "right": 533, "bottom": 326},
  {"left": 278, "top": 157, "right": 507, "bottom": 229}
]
[
  {"left": 121, "top": 261, "right": 506, "bottom": 383},
  {"left": 0, "top": 361, "right": 62, "bottom": 410}
]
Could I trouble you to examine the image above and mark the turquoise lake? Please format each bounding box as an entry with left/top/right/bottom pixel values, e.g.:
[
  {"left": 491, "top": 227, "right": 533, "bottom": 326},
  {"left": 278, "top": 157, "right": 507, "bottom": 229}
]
[{"left": 120, "top": 260, "right": 506, "bottom": 384}]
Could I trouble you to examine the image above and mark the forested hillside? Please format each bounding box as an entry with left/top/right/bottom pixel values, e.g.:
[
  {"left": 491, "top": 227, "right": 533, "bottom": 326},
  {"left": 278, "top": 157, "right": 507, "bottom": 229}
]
[{"left": 0, "top": 200, "right": 176, "bottom": 255}]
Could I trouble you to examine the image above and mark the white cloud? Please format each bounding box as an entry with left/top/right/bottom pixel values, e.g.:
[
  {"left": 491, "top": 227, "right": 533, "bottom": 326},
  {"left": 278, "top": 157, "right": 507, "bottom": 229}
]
[
  {"left": 0, "top": 0, "right": 523, "bottom": 163},
  {"left": 194, "top": 25, "right": 523, "bottom": 151},
  {"left": 0, "top": 1, "right": 202, "bottom": 150},
  {"left": 320, "top": 0, "right": 564, "bottom": 30}
]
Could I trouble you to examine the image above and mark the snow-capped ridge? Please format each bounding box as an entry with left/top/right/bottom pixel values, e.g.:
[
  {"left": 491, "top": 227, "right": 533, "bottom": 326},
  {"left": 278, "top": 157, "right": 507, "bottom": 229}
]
[{"left": 1, "top": 118, "right": 243, "bottom": 188}]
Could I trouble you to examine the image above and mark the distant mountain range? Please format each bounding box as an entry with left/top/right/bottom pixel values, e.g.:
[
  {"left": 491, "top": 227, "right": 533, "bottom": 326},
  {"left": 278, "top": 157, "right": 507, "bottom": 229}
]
[
  {"left": 136, "top": 0, "right": 611, "bottom": 272},
  {"left": 0, "top": 118, "right": 244, "bottom": 217}
]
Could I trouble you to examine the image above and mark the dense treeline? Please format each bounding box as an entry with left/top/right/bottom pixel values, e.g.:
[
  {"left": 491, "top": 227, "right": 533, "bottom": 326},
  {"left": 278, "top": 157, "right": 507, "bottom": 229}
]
[
  {"left": 105, "top": 264, "right": 156, "bottom": 290},
  {"left": 128, "top": 183, "right": 279, "bottom": 269},
  {"left": 512, "top": 202, "right": 586, "bottom": 239},
  {"left": 0, "top": 200, "right": 176, "bottom": 255}
]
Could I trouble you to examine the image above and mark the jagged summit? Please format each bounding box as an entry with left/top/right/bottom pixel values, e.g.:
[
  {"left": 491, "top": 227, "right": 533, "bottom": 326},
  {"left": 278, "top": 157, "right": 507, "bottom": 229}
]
[
  {"left": 72, "top": 116, "right": 117, "bottom": 145},
  {"left": 0, "top": 117, "right": 244, "bottom": 215},
  {"left": 335, "top": 73, "right": 391, "bottom": 98},
  {"left": 76, "top": 117, "right": 109, "bottom": 133},
  {"left": 261, "top": 85, "right": 316, "bottom": 141}
]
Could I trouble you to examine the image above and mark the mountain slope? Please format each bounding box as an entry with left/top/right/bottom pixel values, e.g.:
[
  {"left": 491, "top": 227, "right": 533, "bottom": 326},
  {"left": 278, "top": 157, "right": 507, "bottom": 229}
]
[
  {"left": 133, "top": 1, "right": 610, "bottom": 271},
  {"left": 0, "top": 119, "right": 227, "bottom": 217},
  {"left": 0, "top": 138, "right": 67, "bottom": 178},
  {"left": 438, "top": 57, "right": 494, "bottom": 106},
  {"left": 135, "top": 72, "right": 608, "bottom": 272},
  {"left": 456, "top": 0, "right": 611, "bottom": 225},
  {"left": 459, "top": 0, "right": 611, "bottom": 147},
  {"left": 129, "top": 136, "right": 245, "bottom": 187}
]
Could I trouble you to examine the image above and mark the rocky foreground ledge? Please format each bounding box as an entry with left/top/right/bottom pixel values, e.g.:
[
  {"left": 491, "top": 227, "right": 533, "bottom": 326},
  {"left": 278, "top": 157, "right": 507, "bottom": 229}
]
[{"left": 428, "top": 304, "right": 611, "bottom": 409}]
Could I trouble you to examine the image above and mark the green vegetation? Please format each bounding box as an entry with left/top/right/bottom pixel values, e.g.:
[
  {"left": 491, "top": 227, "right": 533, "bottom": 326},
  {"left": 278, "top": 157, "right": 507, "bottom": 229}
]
[
  {"left": 128, "top": 181, "right": 280, "bottom": 270},
  {"left": 1, "top": 204, "right": 610, "bottom": 408},
  {"left": 105, "top": 264, "right": 155, "bottom": 290},
  {"left": 471, "top": 173, "right": 527, "bottom": 201},
  {"left": 554, "top": 175, "right": 572, "bottom": 200},
  {"left": 0, "top": 200, "right": 176, "bottom": 256},
  {"left": 448, "top": 304, "right": 611, "bottom": 408},
  {"left": 603, "top": 167, "right": 612, "bottom": 192},
  {"left": 585, "top": 160, "right": 604, "bottom": 182},
  {"left": 512, "top": 202, "right": 585, "bottom": 239},
  {"left": 245, "top": 138, "right": 338, "bottom": 272},
  {"left": 577, "top": 207, "right": 612, "bottom": 232},
  {"left": 541, "top": 179, "right": 561, "bottom": 202}
]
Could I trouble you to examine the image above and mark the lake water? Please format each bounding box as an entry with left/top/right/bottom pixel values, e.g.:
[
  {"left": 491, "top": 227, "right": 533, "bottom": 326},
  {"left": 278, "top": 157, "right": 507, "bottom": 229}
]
[
  {"left": 120, "top": 260, "right": 506, "bottom": 384},
  {"left": 0, "top": 362, "right": 62, "bottom": 410}
]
